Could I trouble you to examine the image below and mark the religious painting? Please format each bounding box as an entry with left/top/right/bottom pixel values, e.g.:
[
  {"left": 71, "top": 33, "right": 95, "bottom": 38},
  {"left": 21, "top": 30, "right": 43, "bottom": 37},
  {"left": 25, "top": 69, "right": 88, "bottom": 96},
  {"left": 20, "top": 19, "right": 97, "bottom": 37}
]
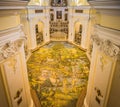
[
  {"left": 65, "top": 14, "right": 68, "bottom": 21},
  {"left": 51, "top": 0, "right": 67, "bottom": 6},
  {"left": 56, "top": 0, "right": 61, "bottom": 4},
  {"left": 50, "top": 14, "right": 54, "bottom": 21},
  {"left": 27, "top": 42, "right": 90, "bottom": 107},
  {"left": 57, "top": 11, "right": 62, "bottom": 19}
]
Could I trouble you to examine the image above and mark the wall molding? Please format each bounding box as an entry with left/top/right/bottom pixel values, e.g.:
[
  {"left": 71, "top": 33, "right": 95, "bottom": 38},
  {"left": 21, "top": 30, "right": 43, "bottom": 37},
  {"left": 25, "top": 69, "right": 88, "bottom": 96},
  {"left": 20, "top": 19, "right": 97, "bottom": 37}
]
[
  {"left": 0, "top": 25, "right": 26, "bottom": 61},
  {"left": 27, "top": 5, "right": 51, "bottom": 9},
  {"left": 0, "top": 25, "right": 25, "bottom": 46},
  {"left": 0, "top": 6, "right": 26, "bottom": 10},
  {"left": 83, "top": 98, "right": 89, "bottom": 107},
  {"left": 88, "top": 0, "right": 120, "bottom": 6},
  {"left": 94, "top": 25, "right": 120, "bottom": 46},
  {"left": 0, "top": 1, "right": 29, "bottom": 6},
  {"left": 88, "top": 0, "right": 120, "bottom": 15},
  {"left": 68, "top": 6, "right": 91, "bottom": 10},
  {"left": 91, "top": 25, "right": 120, "bottom": 57}
]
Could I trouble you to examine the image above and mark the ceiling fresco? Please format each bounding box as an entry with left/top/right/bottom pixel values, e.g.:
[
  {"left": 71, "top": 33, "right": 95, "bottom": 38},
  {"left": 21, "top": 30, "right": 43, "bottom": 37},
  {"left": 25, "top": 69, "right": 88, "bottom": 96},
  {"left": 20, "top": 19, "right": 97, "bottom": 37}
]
[{"left": 27, "top": 42, "right": 89, "bottom": 107}]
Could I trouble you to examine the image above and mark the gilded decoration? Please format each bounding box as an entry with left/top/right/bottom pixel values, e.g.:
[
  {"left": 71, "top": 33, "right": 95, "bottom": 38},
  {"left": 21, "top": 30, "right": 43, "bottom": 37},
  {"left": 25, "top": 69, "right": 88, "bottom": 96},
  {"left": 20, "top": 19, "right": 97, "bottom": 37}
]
[
  {"left": 27, "top": 42, "right": 90, "bottom": 107},
  {"left": 99, "top": 56, "right": 108, "bottom": 72},
  {"left": 8, "top": 58, "right": 17, "bottom": 73}
]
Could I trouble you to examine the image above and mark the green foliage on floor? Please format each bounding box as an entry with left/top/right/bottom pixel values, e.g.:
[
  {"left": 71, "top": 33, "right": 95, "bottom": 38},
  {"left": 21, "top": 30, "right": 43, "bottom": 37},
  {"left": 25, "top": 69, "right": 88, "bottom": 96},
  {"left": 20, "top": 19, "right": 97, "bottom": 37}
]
[{"left": 27, "top": 42, "right": 89, "bottom": 107}]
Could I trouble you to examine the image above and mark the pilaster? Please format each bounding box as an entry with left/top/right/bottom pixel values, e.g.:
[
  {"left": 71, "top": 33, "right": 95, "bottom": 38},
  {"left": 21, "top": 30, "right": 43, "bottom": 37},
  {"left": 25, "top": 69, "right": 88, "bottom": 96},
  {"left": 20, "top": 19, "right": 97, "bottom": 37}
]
[
  {"left": 0, "top": 25, "right": 34, "bottom": 107},
  {"left": 84, "top": 24, "right": 120, "bottom": 107}
]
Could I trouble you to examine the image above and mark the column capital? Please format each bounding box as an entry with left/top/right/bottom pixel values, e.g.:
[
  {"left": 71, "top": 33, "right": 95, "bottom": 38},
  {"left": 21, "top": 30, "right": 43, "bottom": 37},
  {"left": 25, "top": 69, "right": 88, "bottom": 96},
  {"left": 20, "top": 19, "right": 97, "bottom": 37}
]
[
  {"left": 0, "top": 38, "right": 25, "bottom": 61},
  {"left": 91, "top": 34, "right": 120, "bottom": 57}
]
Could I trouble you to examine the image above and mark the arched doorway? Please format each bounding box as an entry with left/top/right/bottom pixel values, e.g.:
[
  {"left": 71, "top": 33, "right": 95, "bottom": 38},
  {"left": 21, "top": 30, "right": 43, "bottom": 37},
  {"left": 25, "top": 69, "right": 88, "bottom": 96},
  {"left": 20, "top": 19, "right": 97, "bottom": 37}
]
[
  {"left": 35, "top": 21, "right": 44, "bottom": 45},
  {"left": 74, "top": 22, "right": 82, "bottom": 45}
]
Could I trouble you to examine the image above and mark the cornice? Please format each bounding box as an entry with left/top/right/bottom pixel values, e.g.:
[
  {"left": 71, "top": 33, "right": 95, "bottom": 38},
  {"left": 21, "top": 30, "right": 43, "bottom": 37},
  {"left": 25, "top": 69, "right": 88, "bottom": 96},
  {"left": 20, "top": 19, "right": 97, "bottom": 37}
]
[
  {"left": 0, "top": 24, "right": 26, "bottom": 60},
  {"left": 91, "top": 24, "right": 120, "bottom": 58},
  {"left": 0, "top": 25, "right": 25, "bottom": 46},
  {"left": 91, "top": 24, "right": 120, "bottom": 57},
  {"left": 27, "top": 6, "right": 51, "bottom": 10},
  {"left": 69, "top": 13, "right": 90, "bottom": 19},
  {"left": 0, "top": 1, "right": 29, "bottom": 16},
  {"left": 0, "top": 9, "right": 22, "bottom": 17},
  {"left": 88, "top": 0, "right": 120, "bottom": 6},
  {"left": 94, "top": 6, "right": 120, "bottom": 15},
  {"left": 68, "top": 5, "right": 91, "bottom": 10},
  {"left": 28, "top": 13, "right": 49, "bottom": 21},
  {"left": 0, "top": 0, "right": 29, "bottom": 7},
  {"left": 88, "top": 0, "right": 120, "bottom": 15},
  {"left": 94, "top": 25, "right": 120, "bottom": 46},
  {"left": 27, "top": 5, "right": 91, "bottom": 10},
  {"left": 0, "top": 6, "right": 27, "bottom": 10}
]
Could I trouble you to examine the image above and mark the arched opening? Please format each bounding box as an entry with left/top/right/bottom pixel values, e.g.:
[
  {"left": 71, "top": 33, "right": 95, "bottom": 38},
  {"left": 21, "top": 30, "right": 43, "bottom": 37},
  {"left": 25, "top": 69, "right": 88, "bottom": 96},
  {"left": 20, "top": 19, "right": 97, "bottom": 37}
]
[
  {"left": 50, "top": 21, "right": 68, "bottom": 41},
  {"left": 74, "top": 22, "right": 82, "bottom": 45},
  {"left": 35, "top": 21, "right": 44, "bottom": 45}
]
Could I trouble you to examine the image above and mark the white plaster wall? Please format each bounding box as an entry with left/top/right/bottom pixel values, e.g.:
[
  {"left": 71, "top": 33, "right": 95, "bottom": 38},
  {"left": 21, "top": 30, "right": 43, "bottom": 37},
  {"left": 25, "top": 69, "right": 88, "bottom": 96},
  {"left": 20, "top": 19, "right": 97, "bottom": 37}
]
[
  {"left": 38, "top": 22, "right": 43, "bottom": 32},
  {"left": 29, "top": 18, "right": 37, "bottom": 49},
  {"left": 20, "top": 44, "right": 34, "bottom": 107},
  {"left": 0, "top": 25, "right": 34, "bottom": 107},
  {"left": 107, "top": 59, "right": 120, "bottom": 107},
  {"left": 84, "top": 25, "right": 120, "bottom": 107},
  {"left": 28, "top": 8, "right": 50, "bottom": 49},
  {"left": 68, "top": 11, "right": 89, "bottom": 49},
  {"left": 0, "top": 72, "right": 9, "bottom": 107},
  {"left": 85, "top": 43, "right": 98, "bottom": 107},
  {"left": 85, "top": 43, "right": 118, "bottom": 107}
]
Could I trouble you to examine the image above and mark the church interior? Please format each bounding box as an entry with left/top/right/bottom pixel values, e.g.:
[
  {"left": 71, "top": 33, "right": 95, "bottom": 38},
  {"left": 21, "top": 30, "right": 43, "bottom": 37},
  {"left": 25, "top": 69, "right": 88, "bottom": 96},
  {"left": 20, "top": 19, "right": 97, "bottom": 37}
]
[{"left": 0, "top": 0, "right": 120, "bottom": 107}]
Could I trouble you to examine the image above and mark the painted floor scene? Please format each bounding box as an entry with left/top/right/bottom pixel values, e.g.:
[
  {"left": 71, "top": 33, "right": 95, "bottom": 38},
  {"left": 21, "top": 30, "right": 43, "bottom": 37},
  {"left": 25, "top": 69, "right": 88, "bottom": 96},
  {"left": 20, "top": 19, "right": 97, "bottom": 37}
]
[{"left": 27, "top": 42, "right": 90, "bottom": 107}]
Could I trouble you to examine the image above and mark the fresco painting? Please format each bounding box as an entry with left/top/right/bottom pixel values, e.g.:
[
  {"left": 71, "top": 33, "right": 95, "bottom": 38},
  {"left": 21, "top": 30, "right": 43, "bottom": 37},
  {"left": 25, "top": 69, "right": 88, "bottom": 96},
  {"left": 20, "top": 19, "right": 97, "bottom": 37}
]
[{"left": 27, "top": 42, "right": 89, "bottom": 107}]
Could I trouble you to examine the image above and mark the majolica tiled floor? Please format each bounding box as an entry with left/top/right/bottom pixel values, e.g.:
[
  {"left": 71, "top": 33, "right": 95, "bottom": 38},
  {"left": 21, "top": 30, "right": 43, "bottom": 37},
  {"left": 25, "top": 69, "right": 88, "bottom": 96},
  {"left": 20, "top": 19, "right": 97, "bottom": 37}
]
[{"left": 27, "top": 42, "right": 89, "bottom": 107}]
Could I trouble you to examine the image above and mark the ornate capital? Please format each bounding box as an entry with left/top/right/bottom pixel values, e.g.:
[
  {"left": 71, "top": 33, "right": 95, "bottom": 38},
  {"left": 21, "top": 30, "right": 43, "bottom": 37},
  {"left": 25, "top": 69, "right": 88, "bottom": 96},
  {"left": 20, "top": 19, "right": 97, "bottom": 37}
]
[
  {"left": 91, "top": 34, "right": 120, "bottom": 57},
  {"left": 0, "top": 39, "right": 24, "bottom": 61},
  {"left": 91, "top": 34, "right": 101, "bottom": 46},
  {"left": 100, "top": 40, "right": 120, "bottom": 57}
]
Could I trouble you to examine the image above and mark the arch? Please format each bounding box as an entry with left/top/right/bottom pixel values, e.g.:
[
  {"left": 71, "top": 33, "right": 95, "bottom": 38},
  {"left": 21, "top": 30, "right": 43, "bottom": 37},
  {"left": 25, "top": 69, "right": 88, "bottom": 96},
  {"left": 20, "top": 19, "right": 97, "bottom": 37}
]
[
  {"left": 74, "top": 17, "right": 90, "bottom": 49},
  {"left": 35, "top": 19, "right": 44, "bottom": 45},
  {"left": 74, "top": 20, "right": 83, "bottom": 45}
]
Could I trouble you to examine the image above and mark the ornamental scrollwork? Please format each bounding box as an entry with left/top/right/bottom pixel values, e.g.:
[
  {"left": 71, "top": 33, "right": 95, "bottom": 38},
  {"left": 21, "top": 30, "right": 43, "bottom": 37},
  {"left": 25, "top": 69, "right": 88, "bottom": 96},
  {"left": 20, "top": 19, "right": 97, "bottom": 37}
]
[
  {"left": 0, "top": 39, "right": 24, "bottom": 61},
  {"left": 100, "top": 40, "right": 120, "bottom": 57},
  {"left": 91, "top": 34, "right": 101, "bottom": 46},
  {"left": 91, "top": 34, "right": 120, "bottom": 57}
]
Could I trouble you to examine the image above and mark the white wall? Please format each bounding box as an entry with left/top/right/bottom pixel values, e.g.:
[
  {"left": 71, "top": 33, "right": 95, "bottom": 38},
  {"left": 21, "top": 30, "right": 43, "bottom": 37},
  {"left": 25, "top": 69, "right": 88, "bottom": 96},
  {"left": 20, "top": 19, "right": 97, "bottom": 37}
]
[
  {"left": 0, "top": 25, "right": 34, "bottom": 107},
  {"left": 84, "top": 25, "right": 120, "bottom": 107}
]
